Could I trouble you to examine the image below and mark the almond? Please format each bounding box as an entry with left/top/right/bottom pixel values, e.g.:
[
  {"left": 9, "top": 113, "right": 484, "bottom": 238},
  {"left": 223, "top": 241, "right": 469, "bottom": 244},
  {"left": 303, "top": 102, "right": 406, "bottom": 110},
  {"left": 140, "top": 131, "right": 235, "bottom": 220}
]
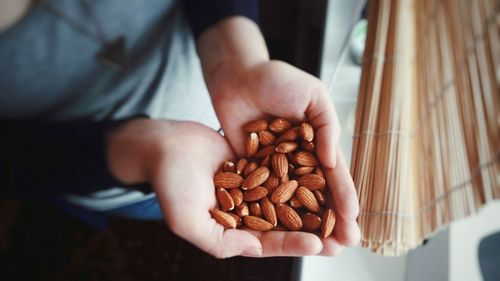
[
  {"left": 260, "top": 154, "right": 271, "bottom": 167},
  {"left": 313, "top": 190, "right": 327, "bottom": 205},
  {"left": 314, "top": 167, "right": 324, "bottom": 178},
  {"left": 294, "top": 166, "right": 315, "bottom": 176},
  {"left": 289, "top": 196, "right": 303, "bottom": 208},
  {"left": 254, "top": 146, "right": 275, "bottom": 158},
  {"left": 216, "top": 187, "right": 235, "bottom": 211},
  {"left": 235, "top": 158, "right": 248, "bottom": 175},
  {"left": 263, "top": 174, "right": 280, "bottom": 194},
  {"left": 235, "top": 202, "right": 249, "bottom": 217},
  {"left": 242, "top": 119, "right": 268, "bottom": 133},
  {"left": 271, "top": 153, "right": 288, "bottom": 177},
  {"left": 299, "top": 122, "right": 314, "bottom": 141},
  {"left": 242, "top": 167, "right": 270, "bottom": 190},
  {"left": 295, "top": 186, "right": 320, "bottom": 212},
  {"left": 294, "top": 151, "right": 318, "bottom": 166},
  {"left": 276, "top": 204, "right": 302, "bottom": 231},
  {"left": 229, "top": 212, "right": 242, "bottom": 227},
  {"left": 249, "top": 202, "right": 262, "bottom": 217},
  {"left": 273, "top": 225, "right": 288, "bottom": 231},
  {"left": 276, "top": 127, "right": 299, "bottom": 143},
  {"left": 280, "top": 174, "right": 289, "bottom": 184},
  {"left": 321, "top": 209, "right": 336, "bottom": 238},
  {"left": 243, "top": 161, "right": 258, "bottom": 177},
  {"left": 302, "top": 213, "right": 322, "bottom": 232},
  {"left": 243, "top": 215, "right": 273, "bottom": 231},
  {"left": 223, "top": 161, "right": 235, "bottom": 173},
  {"left": 258, "top": 130, "right": 277, "bottom": 146},
  {"left": 300, "top": 140, "right": 315, "bottom": 152},
  {"left": 275, "top": 142, "right": 298, "bottom": 153},
  {"left": 214, "top": 172, "right": 244, "bottom": 189},
  {"left": 260, "top": 196, "right": 278, "bottom": 226},
  {"left": 246, "top": 132, "right": 259, "bottom": 157},
  {"left": 298, "top": 174, "right": 326, "bottom": 190},
  {"left": 229, "top": 188, "right": 243, "bottom": 206},
  {"left": 243, "top": 186, "right": 268, "bottom": 201},
  {"left": 269, "top": 118, "right": 292, "bottom": 134},
  {"left": 271, "top": 180, "right": 298, "bottom": 204},
  {"left": 210, "top": 209, "right": 236, "bottom": 229}
]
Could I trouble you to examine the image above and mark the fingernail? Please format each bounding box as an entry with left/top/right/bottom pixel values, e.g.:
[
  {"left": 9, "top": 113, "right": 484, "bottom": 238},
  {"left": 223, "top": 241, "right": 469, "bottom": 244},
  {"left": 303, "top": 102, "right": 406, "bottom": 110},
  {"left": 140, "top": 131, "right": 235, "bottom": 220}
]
[{"left": 242, "top": 247, "right": 263, "bottom": 257}]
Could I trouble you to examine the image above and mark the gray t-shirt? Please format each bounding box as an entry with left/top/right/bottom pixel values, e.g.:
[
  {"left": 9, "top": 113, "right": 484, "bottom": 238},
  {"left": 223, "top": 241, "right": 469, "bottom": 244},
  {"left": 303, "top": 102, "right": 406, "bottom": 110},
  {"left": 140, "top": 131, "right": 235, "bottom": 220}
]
[{"left": 0, "top": 0, "right": 220, "bottom": 210}]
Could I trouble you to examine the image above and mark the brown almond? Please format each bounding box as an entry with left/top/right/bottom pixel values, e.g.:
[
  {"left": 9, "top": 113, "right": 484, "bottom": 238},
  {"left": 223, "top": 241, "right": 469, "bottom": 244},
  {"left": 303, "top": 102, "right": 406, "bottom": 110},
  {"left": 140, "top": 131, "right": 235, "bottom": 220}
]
[
  {"left": 294, "top": 166, "right": 315, "bottom": 176},
  {"left": 276, "top": 204, "right": 302, "bottom": 231},
  {"left": 302, "top": 213, "right": 322, "bottom": 232},
  {"left": 228, "top": 188, "right": 243, "bottom": 206},
  {"left": 260, "top": 155, "right": 271, "bottom": 167},
  {"left": 249, "top": 202, "right": 262, "bottom": 217},
  {"left": 258, "top": 130, "right": 277, "bottom": 146},
  {"left": 276, "top": 127, "right": 299, "bottom": 143},
  {"left": 300, "top": 140, "right": 315, "bottom": 152},
  {"left": 243, "top": 186, "right": 268, "bottom": 201},
  {"left": 295, "top": 186, "right": 320, "bottom": 212},
  {"left": 263, "top": 174, "right": 280, "bottom": 194},
  {"left": 269, "top": 118, "right": 292, "bottom": 134},
  {"left": 235, "top": 202, "right": 249, "bottom": 217},
  {"left": 314, "top": 167, "right": 324, "bottom": 178},
  {"left": 260, "top": 196, "right": 278, "bottom": 226},
  {"left": 299, "top": 122, "right": 314, "bottom": 141},
  {"left": 242, "top": 119, "right": 268, "bottom": 133},
  {"left": 235, "top": 158, "right": 248, "bottom": 175},
  {"left": 280, "top": 174, "right": 289, "bottom": 184},
  {"left": 298, "top": 174, "right": 326, "bottom": 190},
  {"left": 289, "top": 196, "right": 304, "bottom": 209},
  {"left": 271, "top": 153, "right": 288, "bottom": 177},
  {"left": 214, "top": 172, "right": 244, "bottom": 189},
  {"left": 216, "top": 187, "right": 235, "bottom": 211},
  {"left": 254, "top": 146, "right": 276, "bottom": 158},
  {"left": 275, "top": 142, "right": 298, "bottom": 153},
  {"left": 243, "top": 162, "right": 258, "bottom": 177},
  {"left": 229, "top": 212, "right": 242, "bottom": 227},
  {"left": 242, "top": 167, "right": 270, "bottom": 190},
  {"left": 223, "top": 161, "right": 235, "bottom": 173},
  {"left": 294, "top": 151, "right": 318, "bottom": 166},
  {"left": 243, "top": 215, "right": 273, "bottom": 231},
  {"left": 321, "top": 209, "right": 336, "bottom": 238},
  {"left": 313, "top": 190, "right": 327, "bottom": 206},
  {"left": 246, "top": 132, "right": 259, "bottom": 157},
  {"left": 271, "top": 180, "right": 298, "bottom": 204},
  {"left": 210, "top": 209, "right": 237, "bottom": 229}
]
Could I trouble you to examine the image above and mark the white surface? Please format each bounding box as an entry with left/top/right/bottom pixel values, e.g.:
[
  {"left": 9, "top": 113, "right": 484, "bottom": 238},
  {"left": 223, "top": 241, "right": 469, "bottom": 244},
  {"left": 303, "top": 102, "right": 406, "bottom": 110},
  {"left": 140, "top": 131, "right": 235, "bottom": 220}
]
[{"left": 449, "top": 202, "right": 500, "bottom": 281}]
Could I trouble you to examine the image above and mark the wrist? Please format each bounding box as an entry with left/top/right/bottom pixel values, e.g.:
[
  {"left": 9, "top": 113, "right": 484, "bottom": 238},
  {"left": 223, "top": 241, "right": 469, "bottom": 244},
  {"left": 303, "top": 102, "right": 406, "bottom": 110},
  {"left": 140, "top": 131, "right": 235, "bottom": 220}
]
[
  {"left": 197, "top": 16, "right": 269, "bottom": 92},
  {"left": 106, "top": 118, "right": 174, "bottom": 185}
]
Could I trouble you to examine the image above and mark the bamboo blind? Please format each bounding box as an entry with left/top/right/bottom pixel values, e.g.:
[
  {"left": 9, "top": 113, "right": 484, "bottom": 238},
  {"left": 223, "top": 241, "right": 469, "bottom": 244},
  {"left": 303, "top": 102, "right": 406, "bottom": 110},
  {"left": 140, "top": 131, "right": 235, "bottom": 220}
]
[{"left": 351, "top": 0, "right": 500, "bottom": 256}]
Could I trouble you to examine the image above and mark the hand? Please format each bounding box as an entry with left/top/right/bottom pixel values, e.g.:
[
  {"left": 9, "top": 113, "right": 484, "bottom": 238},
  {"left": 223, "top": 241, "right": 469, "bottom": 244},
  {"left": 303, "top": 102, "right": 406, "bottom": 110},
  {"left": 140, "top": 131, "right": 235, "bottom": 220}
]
[
  {"left": 209, "top": 61, "right": 361, "bottom": 255},
  {"left": 107, "top": 118, "right": 324, "bottom": 258}
]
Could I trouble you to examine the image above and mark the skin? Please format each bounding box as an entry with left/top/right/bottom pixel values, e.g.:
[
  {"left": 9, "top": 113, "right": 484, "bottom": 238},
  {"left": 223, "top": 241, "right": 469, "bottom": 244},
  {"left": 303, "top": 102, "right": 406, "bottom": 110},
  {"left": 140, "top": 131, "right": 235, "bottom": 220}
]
[
  {"left": 107, "top": 17, "right": 360, "bottom": 258},
  {"left": 1, "top": 2, "right": 360, "bottom": 258}
]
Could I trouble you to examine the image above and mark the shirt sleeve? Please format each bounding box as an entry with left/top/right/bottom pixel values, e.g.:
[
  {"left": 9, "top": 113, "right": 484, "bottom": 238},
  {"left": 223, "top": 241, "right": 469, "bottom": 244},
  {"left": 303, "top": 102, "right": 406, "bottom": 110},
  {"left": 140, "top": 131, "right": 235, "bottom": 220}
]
[
  {"left": 182, "top": 0, "right": 259, "bottom": 38},
  {"left": 0, "top": 119, "right": 137, "bottom": 198}
]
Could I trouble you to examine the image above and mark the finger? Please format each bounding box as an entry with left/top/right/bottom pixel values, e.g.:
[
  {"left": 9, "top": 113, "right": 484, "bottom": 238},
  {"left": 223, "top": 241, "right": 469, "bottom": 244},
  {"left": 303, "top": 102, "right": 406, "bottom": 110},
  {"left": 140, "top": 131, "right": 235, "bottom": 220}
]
[
  {"left": 246, "top": 230, "right": 323, "bottom": 257},
  {"left": 317, "top": 236, "right": 344, "bottom": 256},
  {"left": 324, "top": 147, "right": 360, "bottom": 246},
  {"left": 307, "top": 87, "right": 341, "bottom": 169}
]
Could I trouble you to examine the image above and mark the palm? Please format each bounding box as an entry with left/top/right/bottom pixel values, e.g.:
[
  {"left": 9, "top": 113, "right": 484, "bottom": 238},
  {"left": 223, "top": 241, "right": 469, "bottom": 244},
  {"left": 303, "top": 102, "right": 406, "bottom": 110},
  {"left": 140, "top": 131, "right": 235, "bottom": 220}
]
[
  {"left": 211, "top": 61, "right": 361, "bottom": 253},
  {"left": 153, "top": 122, "right": 324, "bottom": 257}
]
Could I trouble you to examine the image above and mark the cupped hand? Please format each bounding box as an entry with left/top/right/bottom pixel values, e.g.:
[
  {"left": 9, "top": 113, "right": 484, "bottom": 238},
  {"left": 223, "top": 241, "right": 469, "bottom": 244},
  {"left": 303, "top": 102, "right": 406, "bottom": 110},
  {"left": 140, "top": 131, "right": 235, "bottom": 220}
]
[
  {"left": 208, "top": 61, "right": 361, "bottom": 254},
  {"left": 107, "top": 119, "right": 324, "bottom": 258}
]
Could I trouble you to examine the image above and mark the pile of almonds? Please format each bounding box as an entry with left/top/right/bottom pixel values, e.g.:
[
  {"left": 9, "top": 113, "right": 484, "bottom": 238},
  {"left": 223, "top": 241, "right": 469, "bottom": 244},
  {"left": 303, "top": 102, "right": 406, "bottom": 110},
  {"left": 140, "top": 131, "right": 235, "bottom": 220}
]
[{"left": 210, "top": 118, "right": 336, "bottom": 238}]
